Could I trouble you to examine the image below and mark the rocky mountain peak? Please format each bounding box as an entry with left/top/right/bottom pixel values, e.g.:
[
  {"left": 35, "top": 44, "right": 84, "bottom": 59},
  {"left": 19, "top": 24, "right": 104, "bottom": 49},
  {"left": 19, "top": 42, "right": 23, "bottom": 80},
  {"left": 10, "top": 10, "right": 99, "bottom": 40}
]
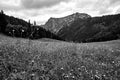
[
  {"left": 72, "top": 12, "right": 91, "bottom": 19},
  {"left": 43, "top": 12, "right": 91, "bottom": 34}
]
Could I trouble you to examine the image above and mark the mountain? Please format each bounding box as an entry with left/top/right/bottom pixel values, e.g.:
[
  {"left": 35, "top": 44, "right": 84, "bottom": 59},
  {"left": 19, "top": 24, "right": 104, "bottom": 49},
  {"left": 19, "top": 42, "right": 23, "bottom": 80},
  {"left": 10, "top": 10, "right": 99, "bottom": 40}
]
[
  {"left": 58, "top": 14, "right": 120, "bottom": 42},
  {"left": 1, "top": 10, "right": 120, "bottom": 43},
  {"left": 43, "top": 12, "right": 91, "bottom": 34}
]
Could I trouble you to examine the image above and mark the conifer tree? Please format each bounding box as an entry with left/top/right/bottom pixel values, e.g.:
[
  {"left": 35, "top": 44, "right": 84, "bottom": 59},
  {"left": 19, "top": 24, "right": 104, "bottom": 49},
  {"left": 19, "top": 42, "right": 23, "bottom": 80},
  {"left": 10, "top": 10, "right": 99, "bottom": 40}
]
[
  {"left": 34, "top": 21, "right": 36, "bottom": 25},
  {"left": 27, "top": 19, "right": 31, "bottom": 37},
  {"left": 0, "top": 10, "right": 8, "bottom": 33}
]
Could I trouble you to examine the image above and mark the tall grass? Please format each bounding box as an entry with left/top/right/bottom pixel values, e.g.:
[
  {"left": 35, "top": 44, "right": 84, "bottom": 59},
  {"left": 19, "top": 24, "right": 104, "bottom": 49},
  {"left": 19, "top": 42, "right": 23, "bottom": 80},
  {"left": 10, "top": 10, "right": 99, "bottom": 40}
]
[{"left": 0, "top": 35, "right": 120, "bottom": 80}]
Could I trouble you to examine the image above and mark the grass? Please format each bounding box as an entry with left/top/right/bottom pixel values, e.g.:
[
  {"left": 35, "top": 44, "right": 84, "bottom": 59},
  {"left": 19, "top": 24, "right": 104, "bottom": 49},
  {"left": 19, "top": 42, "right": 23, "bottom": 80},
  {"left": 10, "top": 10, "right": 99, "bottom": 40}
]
[{"left": 0, "top": 35, "right": 120, "bottom": 80}]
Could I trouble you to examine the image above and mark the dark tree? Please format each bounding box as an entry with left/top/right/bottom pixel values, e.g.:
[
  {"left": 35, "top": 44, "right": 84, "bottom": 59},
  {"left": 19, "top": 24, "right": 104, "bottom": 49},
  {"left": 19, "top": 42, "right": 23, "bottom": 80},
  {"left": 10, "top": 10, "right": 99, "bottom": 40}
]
[
  {"left": 27, "top": 19, "right": 32, "bottom": 37},
  {"left": 0, "top": 10, "right": 8, "bottom": 33},
  {"left": 34, "top": 21, "right": 36, "bottom": 25},
  {"left": 28, "top": 20, "right": 31, "bottom": 28},
  {"left": 1, "top": 10, "right": 4, "bottom": 14}
]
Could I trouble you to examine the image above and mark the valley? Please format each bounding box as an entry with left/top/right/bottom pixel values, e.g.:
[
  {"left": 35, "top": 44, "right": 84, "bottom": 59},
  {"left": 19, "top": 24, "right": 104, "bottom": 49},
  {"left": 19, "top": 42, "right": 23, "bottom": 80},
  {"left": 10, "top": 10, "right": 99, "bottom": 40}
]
[{"left": 0, "top": 10, "right": 120, "bottom": 80}]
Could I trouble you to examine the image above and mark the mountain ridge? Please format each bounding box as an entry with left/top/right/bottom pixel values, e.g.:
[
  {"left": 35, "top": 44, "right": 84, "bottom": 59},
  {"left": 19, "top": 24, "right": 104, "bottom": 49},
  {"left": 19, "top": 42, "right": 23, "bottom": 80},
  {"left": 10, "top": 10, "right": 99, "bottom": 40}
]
[
  {"left": 1, "top": 10, "right": 120, "bottom": 43},
  {"left": 43, "top": 12, "right": 91, "bottom": 34},
  {"left": 58, "top": 13, "right": 120, "bottom": 42}
]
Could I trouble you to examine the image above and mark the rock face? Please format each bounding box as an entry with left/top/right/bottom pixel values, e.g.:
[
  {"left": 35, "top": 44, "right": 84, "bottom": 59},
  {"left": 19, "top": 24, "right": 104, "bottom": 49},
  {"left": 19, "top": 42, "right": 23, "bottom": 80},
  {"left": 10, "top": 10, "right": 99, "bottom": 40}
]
[{"left": 43, "top": 12, "right": 91, "bottom": 34}]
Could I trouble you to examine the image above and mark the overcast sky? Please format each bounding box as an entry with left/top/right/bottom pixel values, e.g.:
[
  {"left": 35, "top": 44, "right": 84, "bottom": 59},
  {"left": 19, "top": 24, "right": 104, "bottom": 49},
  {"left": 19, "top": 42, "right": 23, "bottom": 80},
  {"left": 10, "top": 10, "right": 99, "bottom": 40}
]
[{"left": 0, "top": 0, "right": 120, "bottom": 25}]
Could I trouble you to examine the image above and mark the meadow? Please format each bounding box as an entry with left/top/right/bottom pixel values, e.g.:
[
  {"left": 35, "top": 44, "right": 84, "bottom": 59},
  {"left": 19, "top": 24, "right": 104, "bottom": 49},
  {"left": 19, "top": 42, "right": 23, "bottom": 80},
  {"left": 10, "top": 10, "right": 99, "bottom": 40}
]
[{"left": 0, "top": 35, "right": 120, "bottom": 80}]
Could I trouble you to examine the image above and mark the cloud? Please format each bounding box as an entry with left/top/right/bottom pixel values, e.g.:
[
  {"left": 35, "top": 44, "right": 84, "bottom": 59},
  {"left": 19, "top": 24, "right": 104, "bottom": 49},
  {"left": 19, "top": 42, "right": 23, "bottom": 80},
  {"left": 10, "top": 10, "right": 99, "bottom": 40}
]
[
  {"left": 90, "top": 0, "right": 120, "bottom": 15},
  {"left": 0, "top": 4, "right": 21, "bottom": 11},
  {"left": 20, "top": 0, "right": 69, "bottom": 9},
  {"left": 1, "top": 0, "right": 120, "bottom": 25},
  {"left": 109, "top": 0, "right": 120, "bottom": 5},
  {"left": 115, "top": 6, "right": 120, "bottom": 13},
  {"left": 93, "top": 0, "right": 112, "bottom": 15},
  {"left": 0, "top": 0, "right": 22, "bottom": 11}
]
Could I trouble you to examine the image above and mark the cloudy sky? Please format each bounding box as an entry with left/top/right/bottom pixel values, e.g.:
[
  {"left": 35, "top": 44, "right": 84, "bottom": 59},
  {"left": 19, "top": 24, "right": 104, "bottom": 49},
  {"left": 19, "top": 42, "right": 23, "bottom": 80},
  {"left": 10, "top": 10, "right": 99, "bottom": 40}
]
[{"left": 0, "top": 0, "right": 120, "bottom": 25}]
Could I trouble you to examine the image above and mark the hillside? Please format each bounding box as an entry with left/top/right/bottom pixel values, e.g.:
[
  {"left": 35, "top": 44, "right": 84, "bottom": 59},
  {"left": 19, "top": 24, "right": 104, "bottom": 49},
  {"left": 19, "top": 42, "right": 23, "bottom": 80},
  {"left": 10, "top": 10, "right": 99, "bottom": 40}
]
[
  {"left": 0, "top": 35, "right": 120, "bottom": 80},
  {"left": 0, "top": 11, "right": 62, "bottom": 40},
  {"left": 4, "top": 13, "right": 28, "bottom": 27},
  {"left": 58, "top": 14, "right": 120, "bottom": 42},
  {"left": 43, "top": 12, "right": 91, "bottom": 34}
]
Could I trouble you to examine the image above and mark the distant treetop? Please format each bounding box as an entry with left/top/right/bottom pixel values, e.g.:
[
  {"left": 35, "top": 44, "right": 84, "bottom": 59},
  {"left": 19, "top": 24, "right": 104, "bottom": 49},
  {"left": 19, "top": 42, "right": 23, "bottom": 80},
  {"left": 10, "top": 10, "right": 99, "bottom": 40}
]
[{"left": 0, "top": 10, "right": 4, "bottom": 14}]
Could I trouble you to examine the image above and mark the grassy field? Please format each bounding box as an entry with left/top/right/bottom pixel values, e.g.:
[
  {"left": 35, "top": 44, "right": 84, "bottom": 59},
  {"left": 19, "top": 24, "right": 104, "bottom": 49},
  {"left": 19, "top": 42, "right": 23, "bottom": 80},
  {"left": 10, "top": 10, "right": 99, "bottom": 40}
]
[{"left": 0, "top": 35, "right": 120, "bottom": 80}]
